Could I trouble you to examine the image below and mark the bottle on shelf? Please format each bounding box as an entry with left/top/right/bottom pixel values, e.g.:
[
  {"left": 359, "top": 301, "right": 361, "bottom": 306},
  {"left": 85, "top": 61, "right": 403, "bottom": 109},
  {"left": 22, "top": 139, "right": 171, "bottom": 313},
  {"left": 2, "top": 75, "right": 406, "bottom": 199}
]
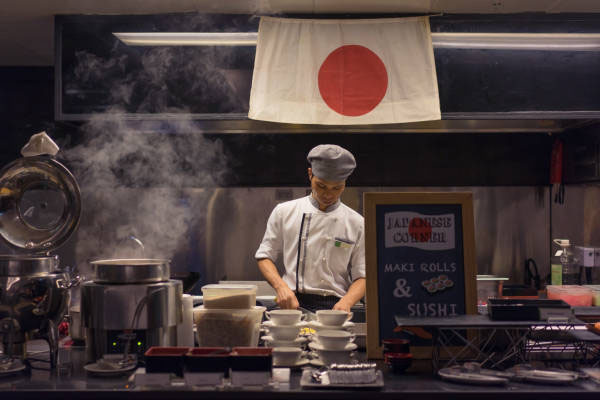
[{"left": 553, "top": 239, "right": 580, "bottom": 285}]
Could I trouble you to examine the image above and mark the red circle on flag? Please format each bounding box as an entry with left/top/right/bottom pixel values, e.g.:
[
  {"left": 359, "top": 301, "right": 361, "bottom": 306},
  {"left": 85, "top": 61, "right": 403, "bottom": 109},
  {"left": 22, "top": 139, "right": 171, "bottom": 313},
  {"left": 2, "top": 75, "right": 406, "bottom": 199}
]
[
  {"left": 408, "top": 218, "right": 432, "bottom": 242},
  {"left": 318, "top": 45, "right": 388, "bottom": 117}
]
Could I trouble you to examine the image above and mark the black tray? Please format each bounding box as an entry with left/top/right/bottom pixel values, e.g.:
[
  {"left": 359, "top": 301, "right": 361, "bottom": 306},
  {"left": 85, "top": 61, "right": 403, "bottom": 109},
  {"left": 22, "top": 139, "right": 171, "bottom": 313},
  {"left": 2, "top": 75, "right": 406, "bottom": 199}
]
[
  {"left": 185, "top": 348, "right": 231, "bottom": 375},
  {"left": 488, "top": 299, "right": 571, "bottom": 321},
  {"left": 501, "top": 284, "right": 539, "bottom": 297},
  {"left": 230, "top": 348, "right": 272, "bottom": 372}
]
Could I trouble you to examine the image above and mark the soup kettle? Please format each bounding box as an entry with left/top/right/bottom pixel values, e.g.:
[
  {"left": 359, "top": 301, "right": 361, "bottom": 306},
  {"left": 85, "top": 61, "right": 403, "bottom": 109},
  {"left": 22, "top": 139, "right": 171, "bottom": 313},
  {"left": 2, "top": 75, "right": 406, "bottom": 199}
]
[{"left": 0, "top": 155, "right": 81, "bottom": 367}]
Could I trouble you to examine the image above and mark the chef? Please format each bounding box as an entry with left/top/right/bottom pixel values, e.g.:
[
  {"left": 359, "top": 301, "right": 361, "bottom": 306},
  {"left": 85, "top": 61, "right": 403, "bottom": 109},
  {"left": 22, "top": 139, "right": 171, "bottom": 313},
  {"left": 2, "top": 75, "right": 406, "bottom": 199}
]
[{"left": 255, "top": 144, "right": 366, "bottom": 313}]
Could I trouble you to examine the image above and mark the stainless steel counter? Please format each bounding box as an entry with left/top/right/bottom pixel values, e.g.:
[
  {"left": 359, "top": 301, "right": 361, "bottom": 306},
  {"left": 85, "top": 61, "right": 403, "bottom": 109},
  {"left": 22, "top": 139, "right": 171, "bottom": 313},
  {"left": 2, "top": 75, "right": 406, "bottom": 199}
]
[{"left": 1, "top": 345, "right": 600, "bottom": 400}]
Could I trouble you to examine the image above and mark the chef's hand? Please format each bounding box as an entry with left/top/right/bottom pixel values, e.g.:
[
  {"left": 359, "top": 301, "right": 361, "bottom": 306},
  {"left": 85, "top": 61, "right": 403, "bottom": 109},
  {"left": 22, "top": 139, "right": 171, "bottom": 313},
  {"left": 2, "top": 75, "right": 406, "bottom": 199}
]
[
  {"left": 275, "top": 285, "right": 299, "bottom": 309},
  {"left": 333, "top": 278, "right": 365, "bottom": 313},
  {"left": 332, "top": 299, "right": 352, "bottom": 313}
]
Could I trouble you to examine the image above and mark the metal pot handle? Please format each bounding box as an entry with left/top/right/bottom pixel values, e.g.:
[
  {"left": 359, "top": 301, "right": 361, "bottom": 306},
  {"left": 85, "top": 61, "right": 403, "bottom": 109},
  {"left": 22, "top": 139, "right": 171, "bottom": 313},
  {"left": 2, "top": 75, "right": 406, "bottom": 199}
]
[{"left": 56, "top": 268, "right": 82, "bottom": 289}]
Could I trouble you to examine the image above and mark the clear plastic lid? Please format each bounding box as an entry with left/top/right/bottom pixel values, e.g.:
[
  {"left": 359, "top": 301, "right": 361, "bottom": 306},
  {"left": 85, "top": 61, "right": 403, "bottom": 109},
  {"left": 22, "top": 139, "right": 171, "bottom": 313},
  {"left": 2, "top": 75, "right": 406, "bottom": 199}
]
[
  {"left": 202, "top": 284, "right": 258, "bottom": 292},
  {"left": 547, "top": 285, "right": 592, "bottom": 293},
  {"left": 201, "top": 284, "right": 257, "bottom": 309},
  {"left": 0, "top": 156, "right": 81, "bottom": 253}
]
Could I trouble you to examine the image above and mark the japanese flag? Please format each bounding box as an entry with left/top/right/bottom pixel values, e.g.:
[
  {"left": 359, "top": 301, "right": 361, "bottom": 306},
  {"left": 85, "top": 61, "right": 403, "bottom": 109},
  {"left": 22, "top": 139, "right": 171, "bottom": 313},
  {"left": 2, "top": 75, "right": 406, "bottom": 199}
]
[{"left": 248, "top": 16, "right": 441, "bottom": 125}]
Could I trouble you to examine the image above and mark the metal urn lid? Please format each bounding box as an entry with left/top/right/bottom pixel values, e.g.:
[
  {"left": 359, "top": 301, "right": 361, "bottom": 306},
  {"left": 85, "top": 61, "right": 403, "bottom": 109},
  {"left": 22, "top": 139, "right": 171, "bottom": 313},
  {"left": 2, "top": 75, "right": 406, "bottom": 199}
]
[
  {"left": 90, "top": 259, "right": 171, "bottom": 284},
  {"left": 0, "top": 254, "right": 60, "bottom": 276},
  {"left": 0, "top": 156, "right": 81, "bottom": 253}
]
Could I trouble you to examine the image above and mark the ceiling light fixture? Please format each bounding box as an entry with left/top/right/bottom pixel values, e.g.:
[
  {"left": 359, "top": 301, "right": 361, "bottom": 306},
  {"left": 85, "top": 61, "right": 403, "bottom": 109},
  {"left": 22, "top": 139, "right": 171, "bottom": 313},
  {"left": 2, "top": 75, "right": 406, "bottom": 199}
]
[
  {"left": 113, "top": 32, "right": 600, "bottom": 51},
  {"left": 432, "top": 32, "right": 600, "bottom": 51},
  {"left": 113, "top": 32, "right": 259, "bottom": 46}
]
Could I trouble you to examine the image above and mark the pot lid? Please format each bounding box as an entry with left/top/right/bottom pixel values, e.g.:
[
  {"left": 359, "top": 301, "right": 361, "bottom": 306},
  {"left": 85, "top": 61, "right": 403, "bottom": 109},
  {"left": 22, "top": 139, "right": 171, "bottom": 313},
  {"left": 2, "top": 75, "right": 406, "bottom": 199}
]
[
  {"left": 0, "top": 156, "right": 81, "bottom": 253},
  {"left": 0, "top": 254, "right": 59, "bottom": 276},
  {"left": 90, "top": 259, "right": 170, "bottom": 283}
]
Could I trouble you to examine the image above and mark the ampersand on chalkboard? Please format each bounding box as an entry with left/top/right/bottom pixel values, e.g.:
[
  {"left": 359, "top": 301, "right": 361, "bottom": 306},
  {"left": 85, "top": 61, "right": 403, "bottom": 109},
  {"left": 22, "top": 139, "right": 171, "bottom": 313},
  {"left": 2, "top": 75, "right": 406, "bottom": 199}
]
[{"left": 393, "top": 278, "right": 412, "bottom": 298}]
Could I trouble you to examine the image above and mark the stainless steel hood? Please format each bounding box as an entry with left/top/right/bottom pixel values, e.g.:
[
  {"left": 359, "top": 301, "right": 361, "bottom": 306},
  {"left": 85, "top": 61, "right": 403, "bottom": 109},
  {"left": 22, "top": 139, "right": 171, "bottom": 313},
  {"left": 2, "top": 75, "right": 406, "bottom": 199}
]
[
  {"left": 58, "top": 116, "right": 592, "bottom": 134},
  {"left": 209, "top": 117, "right": 591, "bottom": 134},
  {"left": 54, "top": 14, "right": 600, "bottom": 133}
]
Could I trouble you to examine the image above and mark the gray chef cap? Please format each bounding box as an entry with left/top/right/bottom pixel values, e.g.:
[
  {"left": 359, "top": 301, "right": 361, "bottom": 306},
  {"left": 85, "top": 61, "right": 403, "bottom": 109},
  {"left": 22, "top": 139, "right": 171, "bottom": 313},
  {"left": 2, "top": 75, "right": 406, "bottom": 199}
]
[{"left": 307, "top": 144, "right": 356, "bottom": 182}]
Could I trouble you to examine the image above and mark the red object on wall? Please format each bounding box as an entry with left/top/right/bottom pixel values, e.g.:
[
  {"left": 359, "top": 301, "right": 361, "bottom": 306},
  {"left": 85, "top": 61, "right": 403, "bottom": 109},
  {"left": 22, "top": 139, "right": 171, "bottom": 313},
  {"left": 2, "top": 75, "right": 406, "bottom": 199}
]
[
  {"left": 550, "top": 138, "right": 563, "bottom": 184},
  {"left": 550, "top": 138, "right": 565, "bottom": 204}
]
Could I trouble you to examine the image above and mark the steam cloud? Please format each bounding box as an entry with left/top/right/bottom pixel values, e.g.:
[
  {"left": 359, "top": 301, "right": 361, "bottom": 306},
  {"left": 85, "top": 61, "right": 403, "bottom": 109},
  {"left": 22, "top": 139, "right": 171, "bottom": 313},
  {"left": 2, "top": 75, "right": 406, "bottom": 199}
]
[
  {"left": 61, "top": 13, "right": 254, "bottom": 275},
  {"left": 65, "top": 13, "right": 254, "bottom": 114},
  {"left": 65, "top": 118, "right": 228, "bottom": 271}
]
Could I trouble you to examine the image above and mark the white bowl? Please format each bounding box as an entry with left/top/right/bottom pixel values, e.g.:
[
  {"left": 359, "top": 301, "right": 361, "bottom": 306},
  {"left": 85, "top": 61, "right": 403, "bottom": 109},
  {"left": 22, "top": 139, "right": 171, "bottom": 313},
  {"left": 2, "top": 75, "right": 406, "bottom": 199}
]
[
  {"left": 266, "top": 324, "right": 301, "bottom": 341},
  {"left": 309, "top": 341, "right": 357, "bottom": 352},
  {"left": 309, "top": 342, "right": 356, "bottom": 365},
  {"left": 272, "top": 346, "right": 303, "bottom": 366},
  {"left": 262, "top": 320, "right": 307, "bottom": 328},
  {"left": 308, "top": 320, "right": 354, "bottom": 331},
  {"left": 265, "top": 309, "right": 305, "bottom": 326},
  {"left": 316, "top": 310, "right": 353, "bottom": 326},
  {"left": 315, "top": 330, "right": 355, "bottom": 350},
  {"left": 309, "top": 341, "right": 356, "bottom": 365},
  {"left": 261, "top": 335, "right": 307, "bottom": 348},
  {"left": 308, "top": 320, "right": 354, "bottom": 332}
]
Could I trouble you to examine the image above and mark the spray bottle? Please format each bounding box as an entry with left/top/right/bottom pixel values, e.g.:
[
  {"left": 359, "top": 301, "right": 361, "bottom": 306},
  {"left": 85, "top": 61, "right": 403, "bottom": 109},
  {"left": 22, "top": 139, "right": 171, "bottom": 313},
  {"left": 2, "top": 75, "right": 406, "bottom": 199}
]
[{"left": 553, "top": 239, "right": 579, "bottom": 285}]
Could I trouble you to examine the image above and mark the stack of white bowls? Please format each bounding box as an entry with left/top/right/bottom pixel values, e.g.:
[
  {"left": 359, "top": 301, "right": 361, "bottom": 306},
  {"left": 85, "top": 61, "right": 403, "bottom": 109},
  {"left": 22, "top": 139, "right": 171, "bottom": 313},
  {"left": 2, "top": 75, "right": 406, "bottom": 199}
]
[
  {"left": 261, "top": 309, "right": 308, "bottom": 346},
  {"left": 261, "top": 309, "right": 309, "bottom": 367},
  {"left": 308, "top": 310, "right": 357, "bottom": 365}
]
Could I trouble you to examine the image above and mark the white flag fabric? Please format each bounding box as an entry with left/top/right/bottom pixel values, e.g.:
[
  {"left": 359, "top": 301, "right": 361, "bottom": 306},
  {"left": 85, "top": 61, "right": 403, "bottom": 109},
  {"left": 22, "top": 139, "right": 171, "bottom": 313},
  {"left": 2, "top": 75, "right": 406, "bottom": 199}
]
[{"left": 248, "top": 16, "right": 441, "bottom": 125}]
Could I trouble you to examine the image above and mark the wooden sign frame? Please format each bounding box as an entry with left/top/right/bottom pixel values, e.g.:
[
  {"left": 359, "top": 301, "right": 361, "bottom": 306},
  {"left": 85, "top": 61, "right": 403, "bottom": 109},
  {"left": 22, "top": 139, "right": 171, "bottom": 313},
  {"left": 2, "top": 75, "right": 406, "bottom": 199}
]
[{"left": 364, "top": 192, "right": 477, "bottom": 359}]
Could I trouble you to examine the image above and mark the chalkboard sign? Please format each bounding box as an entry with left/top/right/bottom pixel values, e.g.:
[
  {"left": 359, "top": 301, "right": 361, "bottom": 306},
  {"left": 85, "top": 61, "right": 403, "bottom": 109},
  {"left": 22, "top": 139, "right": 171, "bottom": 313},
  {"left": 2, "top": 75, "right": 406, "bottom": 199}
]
[{"left": 364, "top": 192, "right": 477, "bottom": 359}]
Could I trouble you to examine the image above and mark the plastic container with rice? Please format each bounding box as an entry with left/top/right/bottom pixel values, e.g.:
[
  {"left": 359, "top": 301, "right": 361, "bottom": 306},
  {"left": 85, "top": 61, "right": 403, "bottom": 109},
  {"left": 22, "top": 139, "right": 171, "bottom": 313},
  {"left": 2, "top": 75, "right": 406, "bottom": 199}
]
[{"left": 193, "top": 306, "right": 265, "bottom": 347}]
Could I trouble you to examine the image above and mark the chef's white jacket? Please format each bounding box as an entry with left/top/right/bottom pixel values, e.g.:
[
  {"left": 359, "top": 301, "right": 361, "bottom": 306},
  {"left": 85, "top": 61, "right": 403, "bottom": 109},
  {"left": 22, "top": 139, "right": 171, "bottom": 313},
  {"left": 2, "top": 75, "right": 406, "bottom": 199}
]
[{"left": 255, "top": 195, "right": 366, "bottom": 298}]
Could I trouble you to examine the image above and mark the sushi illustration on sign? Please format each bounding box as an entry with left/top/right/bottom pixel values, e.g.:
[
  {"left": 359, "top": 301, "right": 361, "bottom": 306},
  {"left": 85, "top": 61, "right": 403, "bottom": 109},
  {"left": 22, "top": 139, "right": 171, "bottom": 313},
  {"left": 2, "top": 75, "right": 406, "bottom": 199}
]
[
  {"left": 422, "top": 274, "right": 454, "bottom": 294},
  {"left": 385, "top": 212, "right": 455, "bottom": 250}
]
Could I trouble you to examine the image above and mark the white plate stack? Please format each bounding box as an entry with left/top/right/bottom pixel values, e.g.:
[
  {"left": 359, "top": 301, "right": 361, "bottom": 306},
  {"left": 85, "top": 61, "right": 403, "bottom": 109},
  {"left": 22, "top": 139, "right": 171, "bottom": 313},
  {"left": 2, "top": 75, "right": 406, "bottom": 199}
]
[
  {"left": 308, "top": 310, "right": 357, "bottom": 366},
  {"left": 261, "top": 309, "right": 308, "bottom": 346},
  {"left": 260, "top": 310, "right": 309, "bottom": 367}
]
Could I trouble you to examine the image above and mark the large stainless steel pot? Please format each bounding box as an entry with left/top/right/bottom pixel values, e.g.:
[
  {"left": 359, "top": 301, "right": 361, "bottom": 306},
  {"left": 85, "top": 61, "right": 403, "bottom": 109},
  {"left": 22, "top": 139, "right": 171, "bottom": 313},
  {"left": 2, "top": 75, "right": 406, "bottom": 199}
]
[
  {"left": 0, "top": 152, "right": 82, "bottom": 368},
  {"left": 0, "top": 255, "right": 80, "bottom": 364},
  {"left": 90, "top": 259, "right": 170, "bottom": 284},
  {"left": 82, "top": 259, "right": 181, "bottom": 362}
]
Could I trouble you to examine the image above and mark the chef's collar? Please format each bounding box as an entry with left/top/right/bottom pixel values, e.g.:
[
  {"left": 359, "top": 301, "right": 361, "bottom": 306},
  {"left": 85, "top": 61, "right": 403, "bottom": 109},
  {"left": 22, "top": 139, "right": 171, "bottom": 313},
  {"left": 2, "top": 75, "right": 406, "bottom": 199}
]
[{"left": 309, "top": 193, "right": 341, "bottom": 213}]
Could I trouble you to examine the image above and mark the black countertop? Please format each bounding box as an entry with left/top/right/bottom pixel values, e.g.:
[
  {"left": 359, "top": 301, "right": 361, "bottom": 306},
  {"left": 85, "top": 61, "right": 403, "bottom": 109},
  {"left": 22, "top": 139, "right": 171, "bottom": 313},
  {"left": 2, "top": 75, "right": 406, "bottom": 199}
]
[{"left": 1, "top": 346, "right": 600, "bottom": 400}]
